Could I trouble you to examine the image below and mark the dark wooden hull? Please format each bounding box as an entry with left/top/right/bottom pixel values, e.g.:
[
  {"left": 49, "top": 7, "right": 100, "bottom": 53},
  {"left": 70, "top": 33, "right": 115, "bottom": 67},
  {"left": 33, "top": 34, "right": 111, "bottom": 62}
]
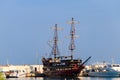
[{"left": 43, "top": 67, "right": 84, "bottom": 78}]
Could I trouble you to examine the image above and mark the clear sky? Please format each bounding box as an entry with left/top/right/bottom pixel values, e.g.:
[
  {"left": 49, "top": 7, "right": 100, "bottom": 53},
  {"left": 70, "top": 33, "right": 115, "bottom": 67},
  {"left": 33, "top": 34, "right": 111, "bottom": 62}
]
[{"left": 0, "top": 0, "right": 120, "bottom": 65}]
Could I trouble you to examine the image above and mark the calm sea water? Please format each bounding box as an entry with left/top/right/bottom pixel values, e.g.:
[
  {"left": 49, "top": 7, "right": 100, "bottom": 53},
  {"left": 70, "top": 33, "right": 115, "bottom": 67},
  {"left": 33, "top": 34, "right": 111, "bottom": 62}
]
[{"left": 5, "top": 77, "right": 120, "bottom": 80}]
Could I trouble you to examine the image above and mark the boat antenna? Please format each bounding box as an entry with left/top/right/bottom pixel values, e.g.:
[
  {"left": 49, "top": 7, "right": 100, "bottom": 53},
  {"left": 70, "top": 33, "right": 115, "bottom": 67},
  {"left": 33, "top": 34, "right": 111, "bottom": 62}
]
[
  {"left": 68, "top": 18, "right": 79, "bottom": 59},
  {"left": 36, "top": 50, "right": 39, "bottom": 65},
  {"left": 51, "top": 24, "right": 62, "bottom": 59},
  {"left": 6, "top": 58, "right": 9, "bottom": 66}
]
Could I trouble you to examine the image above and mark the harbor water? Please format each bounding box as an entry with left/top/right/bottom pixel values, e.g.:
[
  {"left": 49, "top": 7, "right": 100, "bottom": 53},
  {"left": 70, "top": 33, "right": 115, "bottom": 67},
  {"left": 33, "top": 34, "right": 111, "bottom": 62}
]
[{"left": 6, "top": 77, "right": 120, "bottom": 80}]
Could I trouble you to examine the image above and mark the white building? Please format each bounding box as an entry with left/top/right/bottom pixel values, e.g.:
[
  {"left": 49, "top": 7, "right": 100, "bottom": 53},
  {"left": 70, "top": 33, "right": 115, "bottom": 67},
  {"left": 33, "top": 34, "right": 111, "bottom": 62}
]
[{"left": 0, "top": 65, "right": 43, "bottom": 73}]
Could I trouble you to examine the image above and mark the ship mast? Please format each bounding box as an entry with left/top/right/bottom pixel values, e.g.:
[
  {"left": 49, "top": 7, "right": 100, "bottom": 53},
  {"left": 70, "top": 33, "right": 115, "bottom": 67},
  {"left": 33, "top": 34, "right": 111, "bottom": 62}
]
[
  {"left": 51, "top": 24, "right": 60, "bottom": 59},
  {"left": 68, "top": 18, "right": 79, "bottom": 60}
]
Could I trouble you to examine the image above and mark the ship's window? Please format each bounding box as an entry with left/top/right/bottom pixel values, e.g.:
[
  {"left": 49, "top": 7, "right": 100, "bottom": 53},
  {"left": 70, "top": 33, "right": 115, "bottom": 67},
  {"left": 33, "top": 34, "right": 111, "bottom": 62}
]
[
  {"left": 104, "top": 66, "right": 107, "bottom": 68},
  {"left": 53, "top": 64, "right": 56, "bottom": 66},
  {"left": 61, "top": 62, "right": 65, "bottom": 65},
  {"left": 117, "top": 65, "right": 119, "bottom": 67},
  {"left": 108, "top": 65, "right": 111, "bottom": 67},
  {"left": 113, "top": 65, "right": 119, "bottom": 67},
  {"left": 77, "top": 63, "right": 80, "bottom": 65}
]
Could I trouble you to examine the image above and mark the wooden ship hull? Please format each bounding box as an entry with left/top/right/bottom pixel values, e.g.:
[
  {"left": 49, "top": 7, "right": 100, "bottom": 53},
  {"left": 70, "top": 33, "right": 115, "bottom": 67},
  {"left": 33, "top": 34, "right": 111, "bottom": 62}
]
[{"left": 43, "top": 67, "right": 84, "bottom": 77}]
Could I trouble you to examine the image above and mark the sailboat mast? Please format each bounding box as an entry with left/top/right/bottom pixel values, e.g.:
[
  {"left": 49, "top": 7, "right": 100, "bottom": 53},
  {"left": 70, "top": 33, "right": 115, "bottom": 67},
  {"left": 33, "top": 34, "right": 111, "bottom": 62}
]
[
  {"left": 68, "top": 18, "right": 79, "bottom": 59},
  {"left": 51, "top": 24, "right": 59, "bottom": 59}
]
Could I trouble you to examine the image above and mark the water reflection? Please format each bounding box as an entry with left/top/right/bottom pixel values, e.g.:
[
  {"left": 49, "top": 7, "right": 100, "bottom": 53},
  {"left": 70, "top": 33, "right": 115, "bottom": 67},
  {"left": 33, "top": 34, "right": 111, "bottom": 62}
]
[
  {"left": 43, "top": 77, "right": 80, "bottom": 80},
  {"left": 6, "top": 77, "right": 43, "bottom": 80},
  {"left": 5, "top": 77, "right": 120, "bottom": 80},
  {"left": 6, "top": 77, "right": 81, "bottom": 80}
]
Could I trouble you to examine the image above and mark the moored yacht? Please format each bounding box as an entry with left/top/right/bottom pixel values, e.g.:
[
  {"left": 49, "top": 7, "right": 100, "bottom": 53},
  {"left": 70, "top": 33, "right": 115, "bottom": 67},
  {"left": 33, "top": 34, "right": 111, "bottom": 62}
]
[
  {"left": 6, "top": 70, "right": 26, "bottom": 78},
  {"left": 88, "top": 63, "right": 120, "bottom": 77}
]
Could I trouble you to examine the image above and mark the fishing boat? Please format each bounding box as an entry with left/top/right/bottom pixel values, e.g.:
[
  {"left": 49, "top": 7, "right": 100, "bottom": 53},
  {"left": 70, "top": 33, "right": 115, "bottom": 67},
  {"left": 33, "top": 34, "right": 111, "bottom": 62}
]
[{"left": 42, "top": 18, "right": 91, "bottom": 78}]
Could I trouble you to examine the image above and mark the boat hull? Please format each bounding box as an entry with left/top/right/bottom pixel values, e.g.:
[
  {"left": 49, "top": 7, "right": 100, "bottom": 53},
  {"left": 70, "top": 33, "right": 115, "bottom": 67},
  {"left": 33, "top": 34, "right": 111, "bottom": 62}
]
[
  {"left": 43, "top": 68, "right": 83, "bottom": 78},
  {"left": 88, "top": 71, "right": 120, "bottom": 77}
]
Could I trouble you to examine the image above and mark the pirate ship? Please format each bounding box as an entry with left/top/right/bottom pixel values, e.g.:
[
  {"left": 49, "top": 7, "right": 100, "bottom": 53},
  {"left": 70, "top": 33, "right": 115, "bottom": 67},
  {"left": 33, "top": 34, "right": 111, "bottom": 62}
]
[{"left": 42, "top": 18, "right": 91, "bottom": 77}]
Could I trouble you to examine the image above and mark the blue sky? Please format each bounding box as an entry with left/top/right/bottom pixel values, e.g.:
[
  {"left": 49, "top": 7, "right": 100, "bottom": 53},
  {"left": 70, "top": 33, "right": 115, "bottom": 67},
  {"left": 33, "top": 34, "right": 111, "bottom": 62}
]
[{"left": 0, "top": 0, "right": 120, "bottom": 65}]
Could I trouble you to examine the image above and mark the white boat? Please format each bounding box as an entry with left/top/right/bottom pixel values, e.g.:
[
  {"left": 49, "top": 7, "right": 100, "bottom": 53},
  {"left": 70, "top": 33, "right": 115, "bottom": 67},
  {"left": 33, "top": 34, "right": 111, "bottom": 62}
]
[
  {"left": 88, "top": 63, "right": 120, "bottom": 77},
  {"left": 8, "top": 70, "right": 26, "bottom": 78},
  {"left": 88, "top": 69, "right": 120, "bottom": 77},
  {"left": 107, "top": 64, "right": 120, "bottom": 71}
]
